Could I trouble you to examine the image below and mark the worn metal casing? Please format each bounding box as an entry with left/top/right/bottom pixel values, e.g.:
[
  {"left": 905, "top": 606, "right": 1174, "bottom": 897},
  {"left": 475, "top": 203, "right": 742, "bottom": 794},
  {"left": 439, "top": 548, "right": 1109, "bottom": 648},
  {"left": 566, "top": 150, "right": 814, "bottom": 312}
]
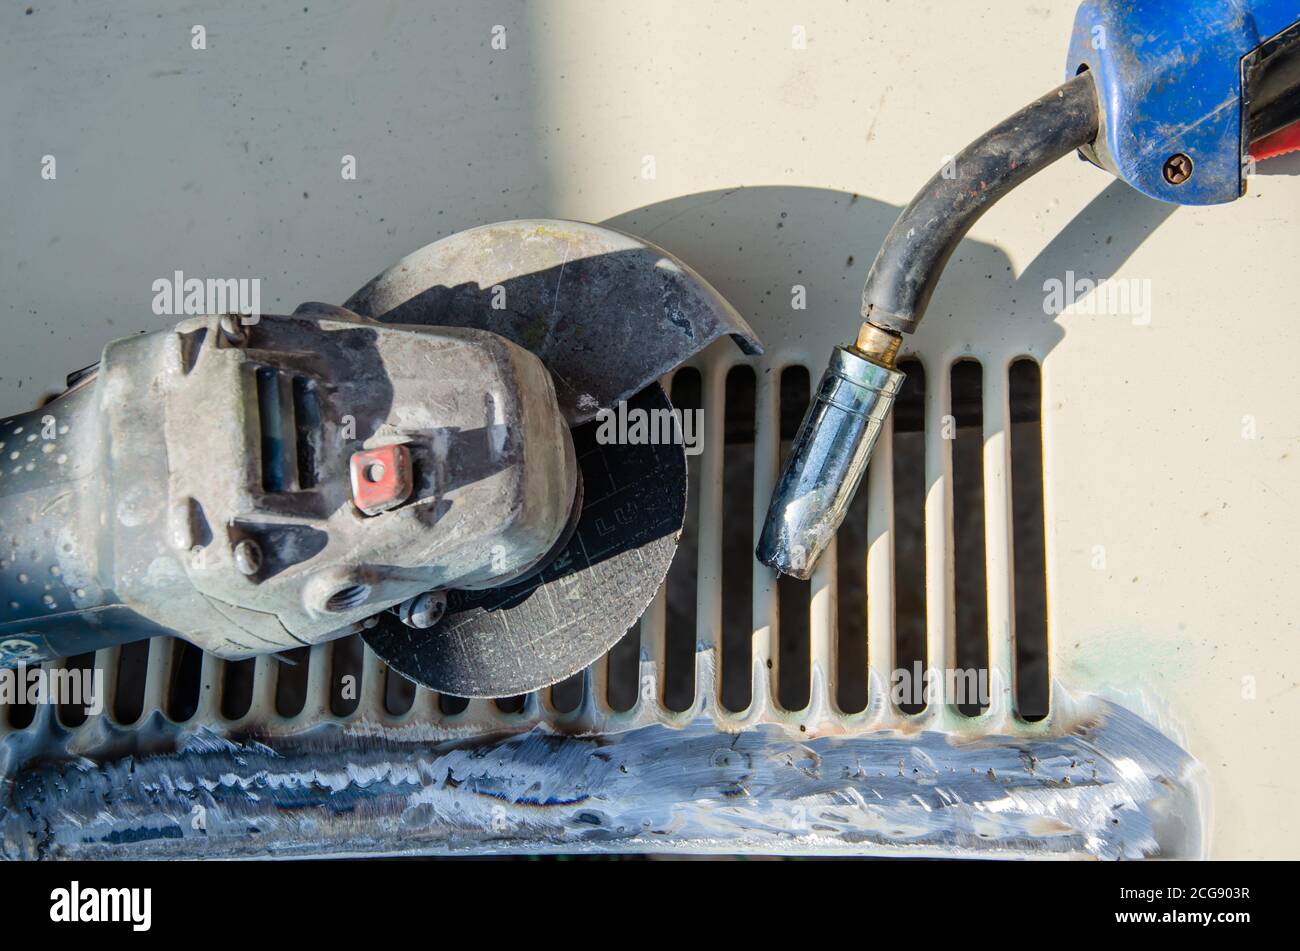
[{"left": 0, "top": 308, "right": 577, "bottom": 662}]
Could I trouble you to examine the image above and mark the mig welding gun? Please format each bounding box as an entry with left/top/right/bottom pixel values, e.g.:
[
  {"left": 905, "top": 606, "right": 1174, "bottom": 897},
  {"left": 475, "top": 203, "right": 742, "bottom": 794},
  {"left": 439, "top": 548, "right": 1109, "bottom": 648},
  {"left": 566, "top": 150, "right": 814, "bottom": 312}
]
[{"left": 758, "top": 0, "right": 1300, "bottom": 578}]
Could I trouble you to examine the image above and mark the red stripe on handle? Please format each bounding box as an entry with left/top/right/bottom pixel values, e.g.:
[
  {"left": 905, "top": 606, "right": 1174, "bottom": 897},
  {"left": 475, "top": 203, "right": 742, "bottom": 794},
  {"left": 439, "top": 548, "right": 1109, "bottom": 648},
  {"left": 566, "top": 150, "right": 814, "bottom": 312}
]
[{"left": 1251, "top": 119, "right": 1300, "bottom": 161}]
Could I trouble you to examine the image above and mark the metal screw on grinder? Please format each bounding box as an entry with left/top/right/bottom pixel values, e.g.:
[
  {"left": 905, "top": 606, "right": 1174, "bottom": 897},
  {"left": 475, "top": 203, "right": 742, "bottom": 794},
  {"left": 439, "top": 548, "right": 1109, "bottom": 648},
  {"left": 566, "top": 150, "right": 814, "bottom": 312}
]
[
  {"left": 1163, "top": 152, "right": 1193, "bottom": 185},
  {"left": 397, "top": 591, "right": 448, "bottom": 629},
  {"left": 218, "top": 314, "right": 247, "bottom": 345},
  {"left": 233, "top": 539, "right": 262, "bottom": 576}
]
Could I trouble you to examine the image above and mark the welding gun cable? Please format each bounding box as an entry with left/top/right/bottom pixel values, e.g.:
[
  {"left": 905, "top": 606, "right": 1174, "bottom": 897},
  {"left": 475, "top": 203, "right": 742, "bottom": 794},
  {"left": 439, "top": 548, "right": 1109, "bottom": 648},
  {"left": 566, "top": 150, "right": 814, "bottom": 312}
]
[
  {"left": 861, "top": 70, "right": 1101, "bottom": 336},
  {"left": 756, "top": 71, "right": 1100, "bottom": 580}
]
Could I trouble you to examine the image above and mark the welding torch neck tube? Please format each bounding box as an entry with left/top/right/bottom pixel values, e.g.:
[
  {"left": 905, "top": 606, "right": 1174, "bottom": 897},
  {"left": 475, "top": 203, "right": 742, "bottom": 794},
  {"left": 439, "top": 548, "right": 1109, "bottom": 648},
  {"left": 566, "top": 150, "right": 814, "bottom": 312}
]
[
  {"left": 756, "top": 345, "right": 904, "bottom": 580},
  {"left": 861, "top": 70, "right": 1100, "bottom": 335},
  {"left": 758, "top": 73, "right": 1098, "bottom": 580}
]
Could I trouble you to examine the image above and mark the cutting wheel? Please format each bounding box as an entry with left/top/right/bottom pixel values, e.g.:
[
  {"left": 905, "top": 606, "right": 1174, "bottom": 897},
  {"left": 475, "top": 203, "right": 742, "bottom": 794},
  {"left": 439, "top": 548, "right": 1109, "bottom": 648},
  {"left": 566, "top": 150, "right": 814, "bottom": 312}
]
[{"left": 363, "top": 383, "right": 686, "bottom": 698}]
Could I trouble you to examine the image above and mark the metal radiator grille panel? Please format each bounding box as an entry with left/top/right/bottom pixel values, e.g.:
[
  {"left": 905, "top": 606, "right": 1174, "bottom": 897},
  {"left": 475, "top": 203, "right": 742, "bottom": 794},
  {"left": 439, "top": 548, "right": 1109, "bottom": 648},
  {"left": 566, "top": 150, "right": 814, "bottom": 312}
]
[
  {"left": 4, "top": 352, "right": 1046, "bottom": 742},
  {"left": 0, "top": 346, "right": 1206, "bottom": 859}
]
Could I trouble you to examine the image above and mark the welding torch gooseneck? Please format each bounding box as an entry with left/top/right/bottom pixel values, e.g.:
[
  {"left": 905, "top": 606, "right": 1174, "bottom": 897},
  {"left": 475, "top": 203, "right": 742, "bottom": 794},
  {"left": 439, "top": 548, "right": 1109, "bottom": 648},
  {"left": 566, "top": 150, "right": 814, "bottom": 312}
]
[{"left": 756, "top": 70, "right": 1100, "bottom": 579}]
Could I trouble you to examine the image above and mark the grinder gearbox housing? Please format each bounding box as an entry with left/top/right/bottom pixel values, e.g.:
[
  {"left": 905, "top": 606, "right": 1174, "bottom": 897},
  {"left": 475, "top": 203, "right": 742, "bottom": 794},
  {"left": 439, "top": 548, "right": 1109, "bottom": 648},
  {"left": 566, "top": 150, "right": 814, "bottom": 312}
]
[{"left": 0, "top": 307, "right": 577, "bottom": 666}]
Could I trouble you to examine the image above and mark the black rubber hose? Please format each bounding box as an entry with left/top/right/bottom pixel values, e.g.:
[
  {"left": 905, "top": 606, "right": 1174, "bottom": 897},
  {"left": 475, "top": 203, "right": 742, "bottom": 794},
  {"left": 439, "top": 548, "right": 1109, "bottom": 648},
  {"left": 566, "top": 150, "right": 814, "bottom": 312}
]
[{"left": 861, "top": 71, "right": 1099, "bottom": 335}]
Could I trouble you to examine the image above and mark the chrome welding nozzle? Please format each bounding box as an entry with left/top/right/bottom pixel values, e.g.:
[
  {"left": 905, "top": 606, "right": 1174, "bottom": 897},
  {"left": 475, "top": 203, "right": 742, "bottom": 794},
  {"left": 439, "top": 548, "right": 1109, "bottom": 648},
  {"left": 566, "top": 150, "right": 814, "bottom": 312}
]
[{"left": 756, "top": 330, "right": 903, "bottom": 580}]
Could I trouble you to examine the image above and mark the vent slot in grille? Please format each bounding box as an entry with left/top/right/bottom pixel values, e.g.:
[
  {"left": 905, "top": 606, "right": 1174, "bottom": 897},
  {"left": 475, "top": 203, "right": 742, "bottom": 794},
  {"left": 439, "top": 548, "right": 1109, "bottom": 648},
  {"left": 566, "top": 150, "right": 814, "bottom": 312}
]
[
  {"left": 549, "top": 676, "right": 582, "bottom": 714},
  {"left": 892, "top": 358, "right": 928, "bottom": 714},
  {"left": 6, "top": 669, "right": 38, "bottom": 728},
  {"left": 329, "top": 634, "right": 364, "bottom": 717},
  {"left": 4, "top": 670, "right": 37, "bottom": 727},
  {"left": 951, "top": 359, "right": 989, "bottom": 717},
  {"left": 55, "top": 652, "right": 94, "bottom": 728},
  {"left": 834, "top": 410, "right": 872, "bottom": 716},
  {"left": 439, "top": 693, "right": 469, "bottom": 715},
  {"left": 1009, "top": 358, "right": 1049, "bottom": 720},
  {"left": 275, "top": 646, "right": 311, "bottom": 717},
  {"left": 663, "top": 368, "right": 702, "bottom": 712},
  {"left": 114, "top": 639, "right": 150, "bottom": 725},
  {"left": 222, "top": 657, "right": 255, "bottom": 721},
  {"left": 384, "top": 662, "right": 416, "bottom": 716},
  {"left": 606, "top": 626, "right": 640, "bottom": 712},
  {"left": 497, "top": 694, "right": 527, "bottom": 714},
  {"left": 776, "top": 366, "right": 811, "bottom": 713},
  {"left": 721, "top": 365, "right": 756, "bottom": 712},
  {"left": 166, "top": 638, "right": 203, "bottom": 722}
]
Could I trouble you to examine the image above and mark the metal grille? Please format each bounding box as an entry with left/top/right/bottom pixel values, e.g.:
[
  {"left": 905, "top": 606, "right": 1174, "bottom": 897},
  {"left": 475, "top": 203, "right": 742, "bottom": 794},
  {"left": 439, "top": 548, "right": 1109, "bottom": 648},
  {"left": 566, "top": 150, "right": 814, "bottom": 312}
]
[
  {"left": 0, "top": 351, "right": 1049, "bottom": 742},
  {"left": 1, "top": 345, "right": 1210, "bottom": 860}
]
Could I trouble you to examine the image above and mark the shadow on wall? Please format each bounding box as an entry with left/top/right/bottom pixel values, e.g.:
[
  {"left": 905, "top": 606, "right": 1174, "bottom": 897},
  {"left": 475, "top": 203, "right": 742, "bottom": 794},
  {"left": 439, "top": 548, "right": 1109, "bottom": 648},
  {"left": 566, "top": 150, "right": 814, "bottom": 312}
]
[
  {"left": 599, "top": 183, "right": 1175, "bottom": 713},
  {"left": 604, "top": 180, "right": 1176, "bottom": 359}
]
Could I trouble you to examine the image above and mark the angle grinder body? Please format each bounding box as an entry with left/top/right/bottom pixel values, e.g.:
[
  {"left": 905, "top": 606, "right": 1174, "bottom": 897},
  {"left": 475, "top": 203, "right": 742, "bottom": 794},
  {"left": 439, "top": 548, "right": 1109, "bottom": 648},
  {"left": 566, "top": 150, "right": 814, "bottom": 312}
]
[
  {"left": 0, "top": 308, "right": 579, "bottom": 668},
  {"left": 0, "top": 220, "right": 763, "bottom": 698}
]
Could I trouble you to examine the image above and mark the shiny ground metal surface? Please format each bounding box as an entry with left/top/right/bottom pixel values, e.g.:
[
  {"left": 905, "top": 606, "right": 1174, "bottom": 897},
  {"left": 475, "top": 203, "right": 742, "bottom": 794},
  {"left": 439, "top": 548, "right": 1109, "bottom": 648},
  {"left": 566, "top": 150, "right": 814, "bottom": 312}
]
[
  {"left": 0, "top": 677, "right": 1203, "bottom": 860},
  {"left": 757, "top": 346, "right": 903, "bottom": 579}
]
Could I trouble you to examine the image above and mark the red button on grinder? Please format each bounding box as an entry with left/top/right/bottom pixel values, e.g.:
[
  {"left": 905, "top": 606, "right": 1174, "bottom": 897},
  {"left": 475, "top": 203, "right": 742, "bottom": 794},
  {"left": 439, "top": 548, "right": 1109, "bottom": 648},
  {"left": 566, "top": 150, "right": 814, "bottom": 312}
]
[{"left": 349, "top": 445, "right": 413, "bottom": 516}]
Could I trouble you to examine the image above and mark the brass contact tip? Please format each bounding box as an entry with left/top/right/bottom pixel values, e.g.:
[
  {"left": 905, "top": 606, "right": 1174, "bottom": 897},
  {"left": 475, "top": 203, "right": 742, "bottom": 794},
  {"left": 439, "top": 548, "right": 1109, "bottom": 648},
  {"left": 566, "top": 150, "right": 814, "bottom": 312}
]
[{"left": 852, "top": 323, "right": 902, "bottom": 368}]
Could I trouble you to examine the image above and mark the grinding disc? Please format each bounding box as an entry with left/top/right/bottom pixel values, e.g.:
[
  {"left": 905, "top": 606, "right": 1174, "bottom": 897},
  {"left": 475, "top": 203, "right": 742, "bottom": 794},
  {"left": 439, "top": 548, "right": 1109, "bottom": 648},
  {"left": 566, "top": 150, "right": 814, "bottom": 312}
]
[
  {"left": 344, "top": 219, "right": 761, "bottom": 426},
  {"left": 363, "top": 383, "right": 686, "bottom": 698}
]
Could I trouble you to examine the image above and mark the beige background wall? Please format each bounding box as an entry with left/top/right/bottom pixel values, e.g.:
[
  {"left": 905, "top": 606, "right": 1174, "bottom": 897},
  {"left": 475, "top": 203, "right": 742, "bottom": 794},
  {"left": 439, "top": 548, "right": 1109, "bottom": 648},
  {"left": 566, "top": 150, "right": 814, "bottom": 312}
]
[{"left": 2, "top": 1, "right": 1297, "bottom": 856}]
